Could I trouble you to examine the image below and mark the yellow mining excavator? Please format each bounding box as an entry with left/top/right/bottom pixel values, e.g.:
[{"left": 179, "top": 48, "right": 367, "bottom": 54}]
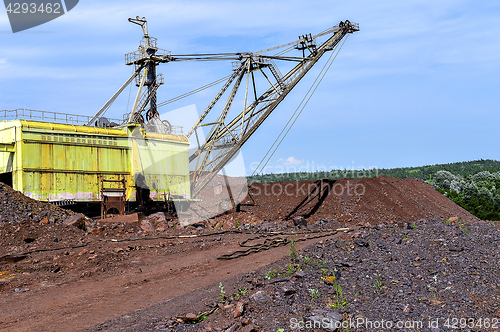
[{"left": 0, "top": 17, "right": 358, "bottom": 217}]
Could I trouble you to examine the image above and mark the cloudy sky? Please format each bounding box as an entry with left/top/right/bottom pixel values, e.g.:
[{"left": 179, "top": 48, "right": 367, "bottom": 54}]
[{"left": 1, "top": 0, "right": 499, "bottom": 175}]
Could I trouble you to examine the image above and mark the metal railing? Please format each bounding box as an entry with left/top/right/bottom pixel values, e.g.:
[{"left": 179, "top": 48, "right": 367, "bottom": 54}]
[
  {"left": 0, "top": 109, "right": 120, "bottom": 126},
  {"left": 1, "top": 109, "right": 184, "bottom": 134},
  {"left": 125, "top": 48, "right": 171, "bottom": 66}
]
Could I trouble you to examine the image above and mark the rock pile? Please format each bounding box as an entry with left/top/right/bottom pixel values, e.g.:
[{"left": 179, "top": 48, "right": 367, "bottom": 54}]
[{"left": 0, "top": 182, "right": 75, "bottom": 224}]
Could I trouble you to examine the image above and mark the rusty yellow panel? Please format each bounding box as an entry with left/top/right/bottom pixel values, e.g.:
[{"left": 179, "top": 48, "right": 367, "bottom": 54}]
[
  {"left": 1, "top": 120, "right": 191, "bottom": 202},
  {"left": 97, "top": 146, "right": 130, "bottom": 173},
  {"left": 0, "top": 127, "right": 15, "bottom": 144},
  {"left": 131, "top": 134, "right": 190, "bottom": 199},
  {"left": 0, "top": 151, "right": 13, "bottom": 173}
]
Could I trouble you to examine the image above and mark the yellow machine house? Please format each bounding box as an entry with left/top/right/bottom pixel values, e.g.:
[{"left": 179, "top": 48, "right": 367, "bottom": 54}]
[{"left": 0, "top": 115, "right": 191, "bottom": 209}]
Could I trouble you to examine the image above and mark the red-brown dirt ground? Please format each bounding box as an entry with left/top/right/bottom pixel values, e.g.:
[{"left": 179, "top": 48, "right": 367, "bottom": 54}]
[{"left": 0, "top": 176, "right": 486, "bottom": 331}]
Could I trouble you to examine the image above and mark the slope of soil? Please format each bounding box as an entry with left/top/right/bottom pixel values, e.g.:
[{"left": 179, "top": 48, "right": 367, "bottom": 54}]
[{"left": 221, "top": 176, "right": 480, "bottom": 226}]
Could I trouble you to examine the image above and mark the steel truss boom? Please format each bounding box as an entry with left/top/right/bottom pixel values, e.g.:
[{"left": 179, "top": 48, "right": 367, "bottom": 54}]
[
  {"left": 189, "top": 20, "right": 359, "bottom": 198},
  {"left": 86, "top": 17, "right": 358, "bottom": 201}
]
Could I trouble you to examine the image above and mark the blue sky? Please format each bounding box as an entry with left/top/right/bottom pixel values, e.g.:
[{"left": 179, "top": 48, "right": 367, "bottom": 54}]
[{"left": 1, "top": 0, "right": 499, "bottom": 175}]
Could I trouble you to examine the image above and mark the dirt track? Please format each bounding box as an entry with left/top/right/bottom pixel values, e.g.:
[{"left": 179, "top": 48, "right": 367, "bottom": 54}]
[{"left": 0, "top": 229, "right": 339, "bottom": 331}]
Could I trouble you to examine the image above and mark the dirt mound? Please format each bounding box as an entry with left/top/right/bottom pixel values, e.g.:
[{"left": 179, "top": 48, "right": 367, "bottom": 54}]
[
  {"left": 0, "top": 182, "right": 75, "bottom": 224},
  {"left": 231, "top": 176, "right": 479, "bottom": 225},
  {"left": 0, "top": 182, "right": 84, "bottom": 258}
]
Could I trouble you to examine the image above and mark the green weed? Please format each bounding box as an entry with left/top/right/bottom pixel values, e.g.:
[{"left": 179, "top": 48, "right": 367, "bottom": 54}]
[
  {"left": 288, "top": 239, "right": 299, "bottom": 263},
  {"left": 327, "top": 273, "right": 349, "bottom": 309},
  {"left": 264, "top": 269, "right": 278, "bottom": 280},
  {"left": 373, "top": 275, "right": 383, "bottom": 294},
  {"left": 309, "top": 288, "right": 319, "bottom": 302},
  {"left": 458, "top": 220, "right": 469, "bottom": 236},
  {"left": 282, "top": 264, "right": 295, "bottom": 277},
  {"left": 232, "top": 288, "right": 248, "bottom": 297},
  {"left": 219, "top": 282, "right": 226, "bottom": 302}
]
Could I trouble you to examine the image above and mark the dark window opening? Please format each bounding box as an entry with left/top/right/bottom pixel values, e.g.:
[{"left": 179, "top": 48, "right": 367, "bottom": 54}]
[{"left": 0, "top": 172, "right": 13, "bottom": 188}]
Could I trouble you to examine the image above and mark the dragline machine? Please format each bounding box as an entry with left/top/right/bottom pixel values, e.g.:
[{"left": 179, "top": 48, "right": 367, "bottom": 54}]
[{"left": 0, "top": 17, "right": 358, "bottom": 216}]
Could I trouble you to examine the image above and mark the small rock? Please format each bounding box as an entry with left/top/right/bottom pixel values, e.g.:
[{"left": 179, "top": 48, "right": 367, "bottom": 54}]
[
  {"left": 91, "top": 227, "right": 105, "bottom": 235},
  {"left": 240, "top": 324, "right": 258, "bottom": 332},
  {"left": 225, "top": 323, "right": 239, "bottom": 332},
  {"left": 114, "top": 247, "right": 124, "bottom": 253},
  {"left": 449, "top": 245, "right": 464, "bottom": 252},
  {"left": 182, "top": 313, "right": 198, "bottom": 322},
  {"left": 266, "top": 277, "right": 287, "bottom": 285},
  {"left": 249, "top": 290, "right": 271, "bottom": 304},
  {"left": 234, "top": 302, "right": 244, "bottom": 318},
  {"left": 293, "top": 216, "right": 307, "bottom": 227},
  {"left": 241, "top": 318, "right": 253, "bottom": 326},
  {"left": 308, "top": 309, "right": 342, "bottom": 332},
  {"left": 63, "top": 213, "right": 86, "bottom": 230},
  {"left": 140, "top": 219, "right": 155, "bottom": 233},
  {"left": 315, "top": 219, "right": 329, "bottom": 226},
  {"left": 282, "top": 286, "right": 296, "bottom": 296},
  {"left": 354, "top": 239, "right": 369, "bottom": 247},
  {"left": 149, "top": 212, "right": 167, "bottom": 231}
]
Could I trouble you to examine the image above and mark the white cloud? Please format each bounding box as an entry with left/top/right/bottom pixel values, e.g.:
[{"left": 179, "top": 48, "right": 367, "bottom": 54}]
[{"left": 278, "top": 156, "right": 304, "bottom": 166}]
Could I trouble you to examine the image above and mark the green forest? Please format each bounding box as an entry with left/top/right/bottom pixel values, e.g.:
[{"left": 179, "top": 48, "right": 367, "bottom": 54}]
[{"left": 247, "top": 159, "right": 500, "bottom": 221}]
